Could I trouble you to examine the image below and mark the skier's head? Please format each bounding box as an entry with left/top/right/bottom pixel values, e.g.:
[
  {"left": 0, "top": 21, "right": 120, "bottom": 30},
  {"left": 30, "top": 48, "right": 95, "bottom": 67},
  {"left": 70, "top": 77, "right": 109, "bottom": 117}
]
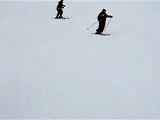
[{"left": 102, "top": 9, "right": 106, "bottom": 12}]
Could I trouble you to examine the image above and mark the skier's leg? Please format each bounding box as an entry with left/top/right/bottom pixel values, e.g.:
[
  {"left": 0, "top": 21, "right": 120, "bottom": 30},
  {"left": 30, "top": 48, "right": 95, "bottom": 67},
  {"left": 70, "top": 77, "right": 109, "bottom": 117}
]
[
  {"left": 99, "top": 22, "right": 105, "bottom": 32},
  {"left": 59, "top": 9, "right": 63, "bottom": 18},
  {"left": 96, "top": 22, "right": 101, "bottom": 34},
  {"left": 55, "top": 13, "right": 59, "bottom": 18},
  {"left": 56, "top": 9, "right": 62, "bottom": 18},
  {"left": 56, "top": 10, "right": 60, "bottom": 18}
]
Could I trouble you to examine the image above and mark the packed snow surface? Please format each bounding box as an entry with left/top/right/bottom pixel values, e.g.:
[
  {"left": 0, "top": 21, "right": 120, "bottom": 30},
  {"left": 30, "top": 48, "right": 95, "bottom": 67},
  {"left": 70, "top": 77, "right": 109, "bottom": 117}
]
[{"left": 0, "top": 1, "right": 160, "bottom": 118}]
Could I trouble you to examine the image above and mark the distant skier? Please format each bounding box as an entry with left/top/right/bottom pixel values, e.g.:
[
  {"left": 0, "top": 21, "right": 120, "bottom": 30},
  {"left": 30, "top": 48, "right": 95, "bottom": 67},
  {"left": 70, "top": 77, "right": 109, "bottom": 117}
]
[
  {"left": 55, "top": 0, "right": 65, "bottom": 18},
  {"left": 96, "top": 9, "right": 113, "bottom": 34}
]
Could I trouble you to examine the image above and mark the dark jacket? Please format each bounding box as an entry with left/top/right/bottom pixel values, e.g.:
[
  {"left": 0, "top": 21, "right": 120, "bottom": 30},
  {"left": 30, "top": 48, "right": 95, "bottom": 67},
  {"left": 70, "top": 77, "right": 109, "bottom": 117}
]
[
  {"left": 97, "top": 11, "right": 112, "bottom": 22},
  {"left": 57, "top": 1, "right": 65, "bottom": 10}
]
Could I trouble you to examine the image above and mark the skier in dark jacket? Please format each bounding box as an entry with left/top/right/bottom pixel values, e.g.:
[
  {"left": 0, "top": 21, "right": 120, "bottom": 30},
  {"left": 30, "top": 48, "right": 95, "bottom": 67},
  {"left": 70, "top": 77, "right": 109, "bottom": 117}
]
[
  {"left": 96, "top": 9, "right": 113, "bottom": 34},
  {"left": 55, "top": 0, "right": 65, "bottom": 18}
]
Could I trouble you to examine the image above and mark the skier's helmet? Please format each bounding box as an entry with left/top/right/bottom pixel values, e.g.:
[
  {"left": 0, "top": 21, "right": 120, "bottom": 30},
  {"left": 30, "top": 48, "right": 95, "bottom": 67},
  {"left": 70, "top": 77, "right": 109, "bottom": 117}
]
[{"left": 102, "top": 9, "right": 106, "bottom": 12}]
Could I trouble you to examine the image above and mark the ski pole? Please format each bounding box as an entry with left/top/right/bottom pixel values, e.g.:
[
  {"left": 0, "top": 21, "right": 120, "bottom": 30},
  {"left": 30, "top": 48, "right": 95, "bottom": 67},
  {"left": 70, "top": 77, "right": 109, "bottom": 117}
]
[
  {"left": 87, "top": 21, "right": 98, "bottom": 30},
  {"left": 104, "top": 18, "right": 112, "bottom": 32}
]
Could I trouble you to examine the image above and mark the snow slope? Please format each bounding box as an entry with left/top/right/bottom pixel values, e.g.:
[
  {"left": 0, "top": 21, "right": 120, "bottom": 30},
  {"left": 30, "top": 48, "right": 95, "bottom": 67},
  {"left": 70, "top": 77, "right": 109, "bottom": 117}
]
[{"left": 0, "top": 1, "right": 160, "bottom": 118}]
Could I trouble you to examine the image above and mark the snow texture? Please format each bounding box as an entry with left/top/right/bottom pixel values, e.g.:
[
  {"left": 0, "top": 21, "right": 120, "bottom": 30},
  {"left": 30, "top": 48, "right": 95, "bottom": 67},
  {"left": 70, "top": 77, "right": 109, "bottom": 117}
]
[{"left": 0, "top": 1, "right": 160, "bottom": 119}]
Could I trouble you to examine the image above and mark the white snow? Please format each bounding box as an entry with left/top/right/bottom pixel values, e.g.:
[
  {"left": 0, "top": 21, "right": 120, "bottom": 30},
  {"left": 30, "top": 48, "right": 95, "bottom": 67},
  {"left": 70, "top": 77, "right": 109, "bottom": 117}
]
[{"left": 0, "top": 1, "right": 160, "bottom": 119}]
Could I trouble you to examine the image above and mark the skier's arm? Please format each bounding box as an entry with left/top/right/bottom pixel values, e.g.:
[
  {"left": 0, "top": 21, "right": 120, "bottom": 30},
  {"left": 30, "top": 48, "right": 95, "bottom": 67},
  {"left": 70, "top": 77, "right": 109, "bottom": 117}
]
[
  {"left": 107, "top": 15, "right": 113, "bottom": 18},
  {"left": 62, "top": 4, "right": 65, "bottom": 8}
]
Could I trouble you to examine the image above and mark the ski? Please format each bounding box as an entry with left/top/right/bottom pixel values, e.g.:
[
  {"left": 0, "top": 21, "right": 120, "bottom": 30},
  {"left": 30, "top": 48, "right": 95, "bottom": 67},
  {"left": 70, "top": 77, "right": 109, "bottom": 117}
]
[
  {"left": 91, "top": 33, "right": 110, "bottom": 36},
  {"left": 52, "top": 17, "right": 69, "bottom": 20}
]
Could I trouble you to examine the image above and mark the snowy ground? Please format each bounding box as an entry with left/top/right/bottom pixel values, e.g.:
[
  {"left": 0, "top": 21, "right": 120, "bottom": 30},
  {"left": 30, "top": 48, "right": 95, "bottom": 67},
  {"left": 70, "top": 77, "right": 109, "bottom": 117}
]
[{"left": 0, "top": 1, "right": 160, "bottom": 119}]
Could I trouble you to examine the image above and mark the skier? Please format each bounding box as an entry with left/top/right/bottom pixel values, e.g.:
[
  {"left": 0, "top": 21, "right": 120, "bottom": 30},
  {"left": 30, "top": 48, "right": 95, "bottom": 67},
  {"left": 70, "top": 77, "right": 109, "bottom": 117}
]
[
  {"left": 55, "top": 0, "right": 65, "bottom": 18},
  {"left": 96, "top": 9, "right": 113, "bottom": 34}
]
